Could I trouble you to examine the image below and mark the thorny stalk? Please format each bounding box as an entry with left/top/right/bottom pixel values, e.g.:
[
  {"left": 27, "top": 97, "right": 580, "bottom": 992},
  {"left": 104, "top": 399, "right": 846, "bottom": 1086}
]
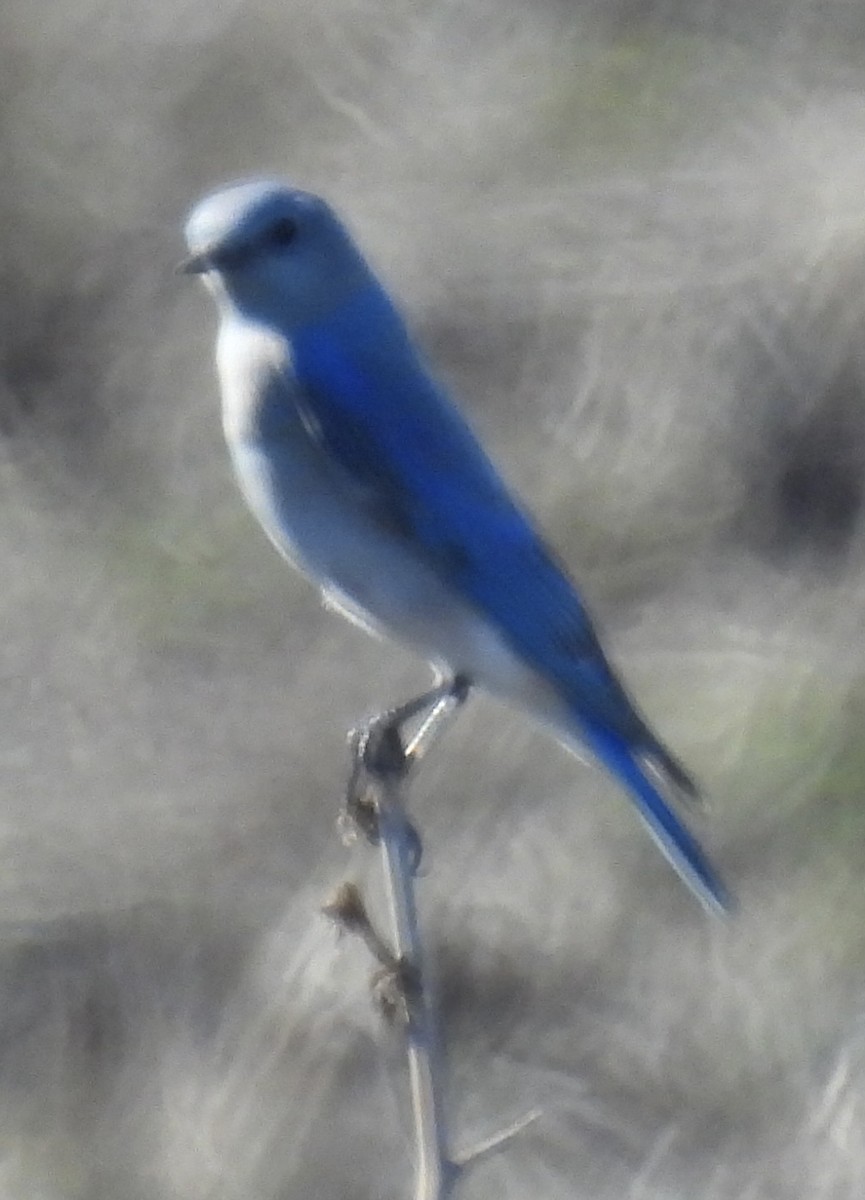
[{"left": 327, "top": 676, "right": 538, "bottom": 1199}]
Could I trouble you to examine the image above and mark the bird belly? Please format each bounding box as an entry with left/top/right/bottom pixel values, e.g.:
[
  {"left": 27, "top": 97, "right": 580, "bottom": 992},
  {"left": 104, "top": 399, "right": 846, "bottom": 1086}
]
[{"left": 227, "top": 433, "right": 572, "bottom": 728}]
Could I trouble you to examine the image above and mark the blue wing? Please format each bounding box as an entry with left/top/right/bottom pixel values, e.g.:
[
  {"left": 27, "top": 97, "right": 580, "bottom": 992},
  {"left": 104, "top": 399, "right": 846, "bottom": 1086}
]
[
  {"left": 290, "top": 288, "right": 649, "bottom": 743},
  {"left": 286, "top": 289, "right": 730, "bottom": 912}
]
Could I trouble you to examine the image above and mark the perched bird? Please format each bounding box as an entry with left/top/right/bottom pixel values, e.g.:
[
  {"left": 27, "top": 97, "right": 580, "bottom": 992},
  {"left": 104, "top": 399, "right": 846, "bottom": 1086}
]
[{"left": 180, "top": 179, "right": 729, "bottom": 913}]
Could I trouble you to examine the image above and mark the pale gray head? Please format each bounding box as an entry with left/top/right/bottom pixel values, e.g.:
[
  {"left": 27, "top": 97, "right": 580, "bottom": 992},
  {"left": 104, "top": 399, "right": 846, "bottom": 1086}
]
[{"left": 179, "top": 180, "right": 373, "bottom": 326}]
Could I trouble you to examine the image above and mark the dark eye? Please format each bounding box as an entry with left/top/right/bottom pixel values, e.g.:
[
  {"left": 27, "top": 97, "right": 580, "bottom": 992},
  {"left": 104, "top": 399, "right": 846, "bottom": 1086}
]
[{"left": 269, "top": 218, "right": 297, "bottom": 247}]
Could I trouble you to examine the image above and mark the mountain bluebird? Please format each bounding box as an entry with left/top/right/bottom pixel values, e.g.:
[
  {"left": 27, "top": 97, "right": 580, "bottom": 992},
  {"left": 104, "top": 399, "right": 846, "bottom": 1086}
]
[{"left": 180, "top": 179, "right": 729, "bottom": 913}]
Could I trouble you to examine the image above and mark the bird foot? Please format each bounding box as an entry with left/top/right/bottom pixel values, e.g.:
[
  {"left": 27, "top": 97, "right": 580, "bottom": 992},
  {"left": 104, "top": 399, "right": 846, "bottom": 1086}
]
[{"left": 339, "top": 673, "right": 471, "bottom": 869}]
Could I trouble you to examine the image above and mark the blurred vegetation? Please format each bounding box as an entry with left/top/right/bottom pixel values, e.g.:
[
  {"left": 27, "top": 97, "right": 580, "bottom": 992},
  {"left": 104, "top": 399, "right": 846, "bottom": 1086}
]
[{"left": 4, "top": 0, "right": 865, "bottom": 1196}]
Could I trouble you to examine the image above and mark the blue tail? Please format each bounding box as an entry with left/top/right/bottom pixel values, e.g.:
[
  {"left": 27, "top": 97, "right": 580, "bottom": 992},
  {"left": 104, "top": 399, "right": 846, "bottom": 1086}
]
[{"left": 581, "top": 722, "right": 731, "bottom": 914}]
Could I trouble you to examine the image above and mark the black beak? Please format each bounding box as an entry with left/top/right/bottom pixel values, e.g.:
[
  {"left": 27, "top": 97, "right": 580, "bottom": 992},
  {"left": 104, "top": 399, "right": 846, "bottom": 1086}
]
[{"left": 175, "top": 252, "right": 211, "bottom": 275}]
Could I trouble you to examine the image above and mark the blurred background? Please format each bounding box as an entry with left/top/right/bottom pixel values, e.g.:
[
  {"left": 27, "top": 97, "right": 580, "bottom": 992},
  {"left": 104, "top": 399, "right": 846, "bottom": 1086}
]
[{"left": 3, "top": 0, "right": 865, "bottom": 1195}]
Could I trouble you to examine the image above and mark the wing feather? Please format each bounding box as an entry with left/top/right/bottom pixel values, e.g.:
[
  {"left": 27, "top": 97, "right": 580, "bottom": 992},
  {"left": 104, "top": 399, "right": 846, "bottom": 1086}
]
[{"left": 287, "top": 317, "right": 651, "bottom": 743}]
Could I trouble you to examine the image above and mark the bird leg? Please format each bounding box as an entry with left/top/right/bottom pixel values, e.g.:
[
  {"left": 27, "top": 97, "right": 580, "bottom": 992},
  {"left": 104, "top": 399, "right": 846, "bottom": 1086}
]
[{"left": 340, "top": 673, "right": 471, "bottom": 867}]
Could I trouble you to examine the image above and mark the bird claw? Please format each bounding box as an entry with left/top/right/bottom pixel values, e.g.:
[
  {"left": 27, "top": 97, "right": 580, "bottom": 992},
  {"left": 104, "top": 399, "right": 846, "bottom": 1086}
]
[{"left": 340, "top": 674, "right": 471, "bottom": 871}]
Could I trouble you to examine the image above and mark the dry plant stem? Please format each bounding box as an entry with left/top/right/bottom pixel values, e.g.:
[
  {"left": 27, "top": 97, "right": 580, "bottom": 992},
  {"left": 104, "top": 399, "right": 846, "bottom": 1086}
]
[
  {"left": 357, "top": 677, "right": 469, "bottom": 1200},
  {"left": 376, "top": 770, "right": 457, "bottom": 1200},
  {"left": 339, "top": 678, "right": 541, "bottom": 1196}
]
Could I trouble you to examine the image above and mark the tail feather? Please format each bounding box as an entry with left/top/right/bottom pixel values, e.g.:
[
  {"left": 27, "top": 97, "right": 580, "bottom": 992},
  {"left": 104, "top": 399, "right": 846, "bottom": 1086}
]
[
  {"left": 582, "top": 723, "right": 731, "bottom": 914},
  {"left": 643, "top": 739, "right": 702, "bottom": 807}
]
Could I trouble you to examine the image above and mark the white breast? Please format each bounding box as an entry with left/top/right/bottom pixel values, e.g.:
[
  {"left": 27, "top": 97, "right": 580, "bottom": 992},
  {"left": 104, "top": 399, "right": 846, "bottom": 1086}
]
[{"left": 215, "top": 317, "right": 572, "bottom": 734}]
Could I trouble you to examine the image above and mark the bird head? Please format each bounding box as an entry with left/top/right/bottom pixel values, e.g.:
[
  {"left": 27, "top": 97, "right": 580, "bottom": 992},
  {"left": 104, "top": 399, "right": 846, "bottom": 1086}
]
[{"left": 179, "top": 180, "right": 372, "bottom": 326}]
